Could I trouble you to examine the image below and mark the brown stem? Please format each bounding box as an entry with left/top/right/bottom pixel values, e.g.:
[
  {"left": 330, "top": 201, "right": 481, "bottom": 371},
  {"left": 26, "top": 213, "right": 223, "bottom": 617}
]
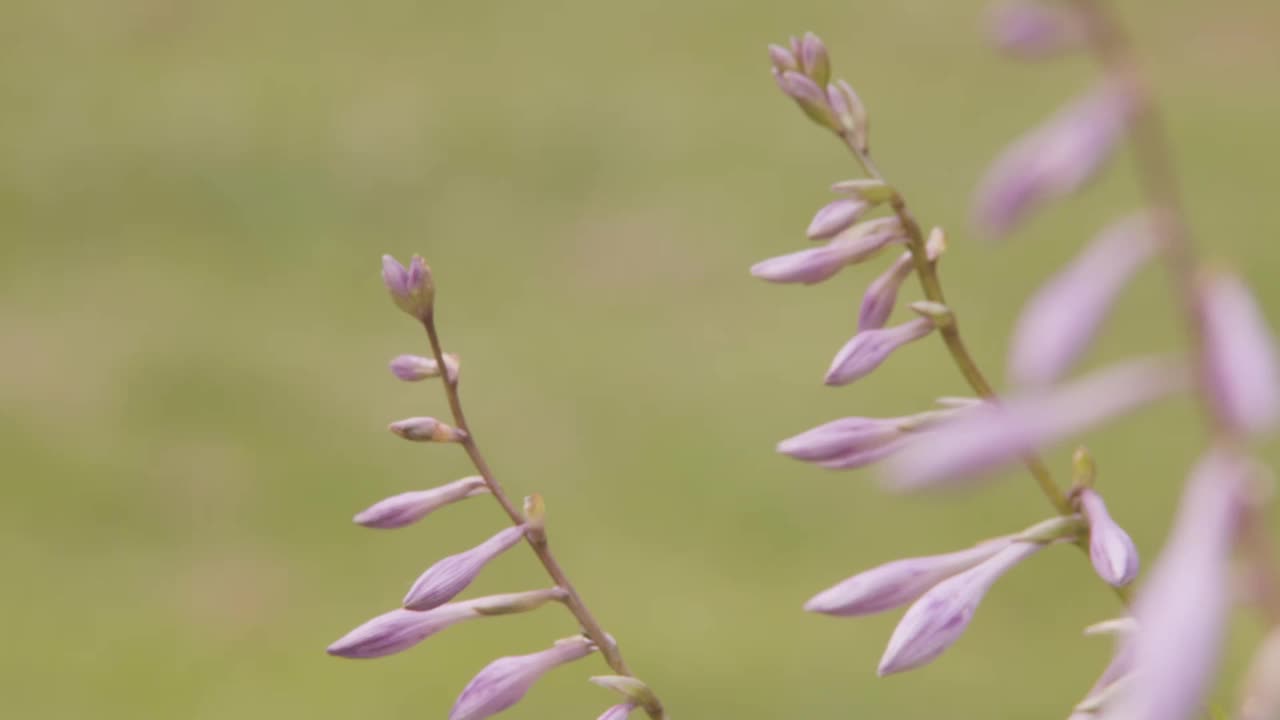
[{"left": 420, "top": 311, "right": 666, "bottom": 720}]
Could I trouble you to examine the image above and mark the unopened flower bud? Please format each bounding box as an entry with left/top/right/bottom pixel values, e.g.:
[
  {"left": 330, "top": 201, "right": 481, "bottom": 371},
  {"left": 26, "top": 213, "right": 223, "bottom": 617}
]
[
  {"left": 806, "top": 198, "right": 868, "bottom": 240},
  {"left": 389, "top": 353, "right": 459, "bottom": 383},
  {"left": 388, "top": 416, "right": 465, "bottom": 443},
  {"left": 403, "top": 525, "right": 527, "bottom": 610},
  {"left": 382, "top": 254, "right": 434, "bottom": 319},
  {"left": 1078, "top": 487, "right": 1140, "bottom": 586},
  {"left": 798, "top": 32, "right": 831, "bottom": 86},
  {"left": 827, "top": 79, "right": 869, "bottom": 151},
  {"left": 1198, "top": 270, "right": 1280, "bottom": 436},
  {"left": 354, "top": 476, "right": 488, "bottom": 529},
  {"left": 450, "top": 636, "right": 595, "bottom": 720},
  {"left": 825, "top": 317, "right": 935, "bottom": 386},
  {"left": 751, "top": 218, "right": 905, "bottom": 285},
  {"left": 774, "top": 69, "right": 837, "bottom": 130},
  {"left": 767, "top": 43, "right": 799, "bottom": 72}
]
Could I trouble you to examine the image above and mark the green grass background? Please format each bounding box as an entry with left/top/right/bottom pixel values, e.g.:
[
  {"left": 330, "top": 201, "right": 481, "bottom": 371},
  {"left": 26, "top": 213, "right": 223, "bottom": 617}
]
[{"left": 3, "top": 0, "right": 1278, "bottom": 717}]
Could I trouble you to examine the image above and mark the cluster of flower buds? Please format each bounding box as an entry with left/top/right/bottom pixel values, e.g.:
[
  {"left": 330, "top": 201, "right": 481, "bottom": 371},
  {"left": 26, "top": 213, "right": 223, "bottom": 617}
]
[
  {"left": 757, "top": 17, "right": 1280, "bottom": 720},
  {"left": 329, "top": 255, "right": 661, "bottom": 720}
]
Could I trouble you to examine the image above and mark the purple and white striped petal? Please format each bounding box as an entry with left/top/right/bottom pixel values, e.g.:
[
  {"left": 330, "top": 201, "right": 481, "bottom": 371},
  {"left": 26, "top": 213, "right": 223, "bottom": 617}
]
[
  {"left": 1078, "top": 488, "right": 1140, "bottom": 586},
  {"left": 1100, "top": 448, "right": 1251, "bottom": 720},
  {"left": 403, "top": 525, "right": 527, "bottom": 611},
  {"left": 805, "top": 539, "right": 1012, "bottom": 616},
  {"left": 885, "top": 358, "right": 1185, "bottom": 490},
  {"left": 354, "top": 476, "right": 488, "bottom": 529},
  {"left": 825, "top": 318, "right": 935, "bottom": 386},
  {"left": 450, "top": 637, "right": 596, "bottom": 720},
  {"left": 878, "top": 541, "right": 1043, "bottom": 675},
  {"left": 1008, "top": 214, "right": 1158, "bottom": 386},
  {"left": 974, "top": 82, "right": 1136, "bottom": 238},
  {"left": 1197, "top": 271, "right": 1280, "bottom": 436}
]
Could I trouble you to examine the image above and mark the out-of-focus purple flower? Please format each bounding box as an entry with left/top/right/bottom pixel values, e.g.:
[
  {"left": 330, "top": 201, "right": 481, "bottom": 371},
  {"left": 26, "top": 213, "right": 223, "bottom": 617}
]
[
  {"left": 389, "top": 416, "right": 464, "bottom": 443},
  {"left": 1077, "top": 488, "right": 1140, "bottom": 586},
  {"left": 450, "top": 636, "right": 596, "bottom": 720},
  {"left": 752, "top": 219, "right": 904, "bottom": 285},
  {"left": 986, "top": 1, "right": 1086, "bottom": 58},
  {"left": 1198, "top": 271, "right": 1280, "bottom": 436},
  {"left": 596, "top": 704, "right": 636, "bottom": 720},
  {"left": 354, "top": 476, "right": 488, "bottom": 529},
  {"left": 1008, "top": 214, "right": 1158, "bottom": 386},
  {"left": 825, "top": 317, "right": 935, "bottom": 386},
  {"left": 326, "top": 589, "right": 565, "bottom": 659},
  {"left": 885, "top": 357, "right": 1185, "bottom": 490},
  {"left": 805, "top": 539, "right": 1011, "bottom": 616},
  {"left": 807, "top": 198, "right": 868, "bottom": 240},
  {"left": 878, "top": 541, "right": 1043, "bottom": 675},
  {"left": 974, "top": 82, "right": 1136, "bottom": 238},
  {"left": 382, "top": 254, "right": 434, "bottom": 319},
  {"left": 390, "top": 353, "right": 460, "bottom": 383},
  {"left": 404, "top": 525, "right": 527, "bottom": 611},
  {"left": 1240, "top": 627, "right": 1280, "bottom": 720},
  {"left": 1100, "top": 448, "right": 1251, "bottom": 720}
]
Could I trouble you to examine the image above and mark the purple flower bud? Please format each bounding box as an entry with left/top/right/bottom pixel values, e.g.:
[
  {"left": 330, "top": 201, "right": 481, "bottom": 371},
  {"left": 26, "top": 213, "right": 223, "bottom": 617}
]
[
  {"left": 752, "top": 219, "right": 904, "bottom": 285},
  {"left": 1078, "top": 488, "right": 1140, "bottom": 586},
  {"left": 806, "top": 198, "right": 868, "bottom": 240},
  {"left": 450, "top": 636, "right": 596, "bottom": 720},
  {"left": 1240, "top": 627, "right": 1280, "bottom": 720},
  {"left": 767, "top": 43, "right": 799, "bottom": 72},
  {"left": 886, "top": 358, "right": 1184, "bottom": 490},
  {"left": 987, "top": 1, "right": 1086, "bottom": 58},
  {"left": 403, "top": 525, "right": 527, "bottom": 611},
  {"left": 1103, "top": 448, "right": 1251, "bottom": 720},
  {"left": 827, "top": 80, "right": 869, "bottom": 150},
  {"left": 1197, "top": 271, "right": 1280, "bottom": 436},
  {"left": 798, "top": 32, "right": 831, "bottom": 86},
  {"left": 597, "top": 704, "right": 637, "bottom": 720},
  {"left": 805, "top": 539, "right": 1011, "bottom": 616},
  {"left": 389, "top": 353, "right": 460, "bottom": 383},
  {"left": 825, "top": 317, "right": 935, "bottom": 386},
  {"left": 1009, "top": 214, "right": 1158, "bottom": 386},
  {"left": 777, "top": 417, "right": 904, "bottom": 463},
  {"left": 388, "top": 416, "right": 464, "bottom": 443},
  {"left": 382, "top": 254, "right": 434, "bottom": 319},
  {"left": 974, "top": 82, "right": 1136, "bottom": 238},
  {"left": 878, "top": 541, "right": 1043, "bottom": 675},
  {"left": 859, "top": 252, "right": 915, "bottom": 330},
  {"left": 326, "top": 605, "right": 475, "bottom": 659},
  {"left": 773, "top": 69, "right": 837, "bottom": 129},
  {"left": 354, "top": 476, "right": 488, "bottom": 529}
]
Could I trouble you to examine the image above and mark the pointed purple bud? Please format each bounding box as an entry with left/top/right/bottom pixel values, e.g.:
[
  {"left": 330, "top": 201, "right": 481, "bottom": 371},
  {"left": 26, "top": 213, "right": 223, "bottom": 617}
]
[
  {"left": 1197, "top": 271, "right": 1280, "bottom": 436},
  {"left": 773, "top": 69, "right": 837, "bottom": 129},
  {"left": 798, "top": 32, "right": 831, "bottom": 86},
  {"left": 354, "top": 476, "right": 488, "bottom": 529},
  {"left": 389, "top": 353, "right": 460, "bottom": 383},
  {"left": 752, "top": 219, "right": 904, "bottom": 285},
  {"left": 449, "top": 636, "right": 596, "bottom": 720},
  {"left": 827, "top": 80, "right": 869, "bottom": 150},
  {"left": 403, "top": 525, "right": 527, "bottom": 610},
  {"left": 974, "top": 82, "right": 1136, "bottom": 238},
  {"left": 886, "top": 358, "right": 1185, "bottom": 490},
  {"left": 1078, "top": 488, "right": 1140, "bottom": 586},
  {"left": 596, "top": 704, "right": 637, "bottom": 720},
  {"left": 778, "top": 417, "right": 903, "bottom": 463},
  {"left": 767, "top": 43, "right": 799, "bottom": 72},
  {"left": 1009, "top": 214, "right": 1158, "bottom": 385},
  {"left": 825, "top": 317, "right": 935, "bottom": 386},
  {"left": 987, "top": 1, "right": 1086, "bottom": 58},
  {"left": 806, "top": 198, "right": 868, "bottom": 240},
  {"left": 878, "top": 541, "right": 1043, "bottom": 675},
  {"left": 859, "top": 252, "right": 915, "bottom": 330},
  {"left": 805, "top": 539, "right": 1011, "bottom": 616},
  {"left": 326, "top": 605, "right": 476, "bottom": 659},
  {"left": 382, "top": 254, "right": 434, "bottom": 319},
  {"left": 1103, "top": 448, "right": 1251, "bottom": 720}
]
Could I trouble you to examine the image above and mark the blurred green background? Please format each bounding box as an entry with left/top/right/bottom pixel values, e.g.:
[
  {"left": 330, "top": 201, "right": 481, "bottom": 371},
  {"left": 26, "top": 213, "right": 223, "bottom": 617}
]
[{"left": 4, "top": 0, "right": 1278, "bottom": 717}]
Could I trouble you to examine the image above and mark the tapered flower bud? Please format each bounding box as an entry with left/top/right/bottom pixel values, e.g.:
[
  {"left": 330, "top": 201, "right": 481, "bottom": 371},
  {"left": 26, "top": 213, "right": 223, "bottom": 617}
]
[
  {"left": 382, "top": 254, "right": 434, "bottom": 319},
  {"left": 1077, "top": 487, "right": 1140, "bottom": 586},
  {"left": 798, "top": 32, "right": 831, "bottom": 86},
  {"left": 450, "top": 636, "right": 596, "bottom": 720},
  {"left": 974, "top": 81, "right": 1136, "bottom": 238},
  {"left": 389, "top": 353, "right": 459, "bottom": 383},
  {"left": 778, "top": 417, "right": 902, "bottom": 463},
  {"left": 388, "top": 416, "right": 464, "bottom": 443},
  {"left": 806, "top": 198, "right": 868, "bottom": 240},
  {"left": 1240, "top": 627, "right": 1280, "bottom": 720},
  {"left": 825, "top": 317, "right": 935, "bottom": 386},
  {"left": 886, "top": 358, "right": 1185, "bottom": 490},
  {"left": 767, "top": 43, "right": 799, "bottom": 72},
  {"left": 1102, "top": 448, "right": 1251, "bottom": 720},
  {"left": 987, "top": 1, "right": 1086, "bottom": 58},
  {"left": 878, "top": 541, "right": 1043, "bottom": 675},
  {"left": 354, "top": 476, "right": 488, "bottom": 529},
  {"left": 596, "top": 704, "right": 636, "bottom": 720},
  {"left": 805, "top": 539, "right": 1011, "bottom": 616},
  {"left": 403, "top": 525, "right": 527, "bottom": 610},
  {"left": 1197, "top": 271, "right": 1280, "bottom": 435},
  {"left": 827, "top": 80, "right": 869, "bottom": 150},
  {"left": 773, "top": 69, "right": 837, "bottom": 130},
  {"left": 859, "top": 237, "right": 944, "bottom": 330},
  {"left": 326, "top": 589, "right": 563, "bottom": 659},
  {"left": 751, "top": 219, "right": 904, "bottom": 285},
  {"left": 1008, "top": 214, "right": 1158, "bottom": 386}
]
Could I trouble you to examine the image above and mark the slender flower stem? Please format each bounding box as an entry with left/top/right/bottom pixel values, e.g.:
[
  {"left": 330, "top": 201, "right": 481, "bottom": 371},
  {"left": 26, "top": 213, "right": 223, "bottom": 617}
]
[
  {"left": 1073, "top": 0, "right": 1280, "bottom": 623},
  {"left": 419, "top": 311, "right": 667, "bottom": 720}
]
